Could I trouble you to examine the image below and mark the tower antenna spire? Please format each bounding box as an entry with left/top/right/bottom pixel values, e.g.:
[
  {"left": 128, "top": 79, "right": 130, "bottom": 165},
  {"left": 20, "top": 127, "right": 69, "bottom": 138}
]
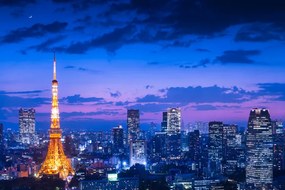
[{"left": 53, "top": 52, "right": 56, "bottom": 80}]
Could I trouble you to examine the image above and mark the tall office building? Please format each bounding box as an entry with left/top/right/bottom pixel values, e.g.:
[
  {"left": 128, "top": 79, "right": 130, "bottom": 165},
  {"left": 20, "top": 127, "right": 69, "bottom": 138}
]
[
  {"left": 246, "top": 108, "right": 273, "bottom": 189},
  {"left": 223, "top": 124, "right": 238, "bottom": 175},
  {"left": 112, "top": 125, "right": 124, "bottom": 154},
  {"left": 164, "top": 108, "right": 182, "bottom": 162},
  {"left": 208, "top": 121, "right": 223, "bottom": 177},
  {"left": 272, "top": 121, "right": 284, "bottom": 171},
  {"left": 166, "top": 108, "right": 181, "bottom": 135},
  {"left": 127, "top": 109, "right": 140, "bottom": 144},
  {"left": 189, "top": 130, "right": 201, "bottom": 174},
  {"left": 161, "top": 112, "right": 167, "bottom": 132},
  {"left": 19, "top": 108, "right": 36, "bottom": 145},
  {"left": 130, "top": 140, "right": 147, "bottom": 166}
]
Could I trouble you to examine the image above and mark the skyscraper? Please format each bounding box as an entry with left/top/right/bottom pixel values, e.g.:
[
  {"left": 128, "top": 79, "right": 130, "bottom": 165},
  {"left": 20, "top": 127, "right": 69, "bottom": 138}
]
[
  {"left": 246, "top": 108, "right": 273, "bottom": 189},
  {"left": 208, "top": 121, "right": 223, "bottom": 177},
  {"left": 166, "top": 108, "right": 181, "bottom": 135},
  {"left": 19, "top": 108, "right": 36, "bottom": 145},
  {"left": 223, "top": 124, "right": 238, "bottom": 175},
  {"left": 272, "top": 121, "right": 284, "bottom": 172},
  {"left": 165, "top": 108, "right": 182, "bottom": 162},
  {"left": 130, "top": 140, "right": 147, "bottom": 166},
  {"left": 112, "top": 125, "right": 124, "bottom": 154},
  {"left": 161, "top": 112, "right": 167, "bottom": 132},
  {"left": 38, "top": 54, "right": 74, "bottom": 179},
  {"left": 127, "top": 109, "right": 140, "bottom": 144}
]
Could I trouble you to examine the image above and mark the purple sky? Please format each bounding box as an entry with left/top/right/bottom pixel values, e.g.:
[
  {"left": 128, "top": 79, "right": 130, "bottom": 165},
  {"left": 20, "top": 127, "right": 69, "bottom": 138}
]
[{"left": 0, "top": 0, "right": 285, "bottom": 130}]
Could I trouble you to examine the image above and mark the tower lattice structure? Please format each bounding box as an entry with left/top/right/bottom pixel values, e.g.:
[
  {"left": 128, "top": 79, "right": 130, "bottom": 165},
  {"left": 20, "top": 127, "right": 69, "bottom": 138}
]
[{"left": 38, "top": 54, "right": 74, "bottom": 179}]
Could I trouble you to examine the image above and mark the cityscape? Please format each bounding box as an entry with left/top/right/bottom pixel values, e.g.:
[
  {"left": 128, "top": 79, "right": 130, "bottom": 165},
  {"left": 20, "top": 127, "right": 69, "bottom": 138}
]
[{"left": 1, "top": 1, "right": 285, "bottom": 190}]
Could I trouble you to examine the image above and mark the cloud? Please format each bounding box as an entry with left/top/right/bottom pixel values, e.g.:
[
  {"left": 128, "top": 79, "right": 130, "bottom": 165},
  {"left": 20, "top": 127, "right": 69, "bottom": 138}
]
[
  {"left": 110, "top": 91, "right": 121, "bottom": 98},
  {"left": 29, "top": 35, "right": 66, "bottom": 52},
  {"left": 257, "top": 83, "right": 285, "bottom": 101},
  {"left": 235, "top": 23, "right": 285, "bottom": 42},
  {"left": 179, "top": 59, "right": 211, "bottom": 69},
  {"left": 0, "top": 0, "right": 35, "bottom": 7},
  {"left": 61, "top": 94, "right": 104, "bottom": 104},
  {"left": 105, "top": 0, "right": 285, "bottom": 38},
  {"left": 193, "top": 105, "right": 217, "bottom": 111},
  {"left": 215, "top": 50, "right": 260, "bottom": 64},
  {"left": 128, "top": 103, "right": 173, "bottom": 113},
  {"left": 1, "top": 22, "right": 68, "bottom": 43},
  {"left": 0, "top": 94, "right": 49, "bottom": 108},
  {"left": 196, "top": 48, "right": 211, "bottom": 52},
  {"left": 145, "top": 85, "right": 153, "bottom": 89},
  {"left": 58, "top": 24, "right": 134, "bottom": 53},
  {"left": 0, "top": 90, "right": 45, "bottom": 95},
  {"left": 137, "top": 85, "right": 252, "bottom": 104},
  {"left": 63, "top": 65, "right": 100, "bottom": 74}
]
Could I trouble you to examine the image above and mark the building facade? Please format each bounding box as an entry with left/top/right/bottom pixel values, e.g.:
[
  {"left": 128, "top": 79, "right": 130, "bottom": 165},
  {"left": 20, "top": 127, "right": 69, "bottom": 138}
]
[
  {"left": 19, "top": 108, "right": 36, "bottom": 145},
  {"left": 112, "top": 125, "right": 124, "bottom": 154},
  {"left": 246, "top": 108, "right": 273, "bottom": 189},
  {"left": 208, "top": 121, "right": 223, "bottom": 177},
  {"left": 127, "top": 109, "right": 140, "bottom": 144}
]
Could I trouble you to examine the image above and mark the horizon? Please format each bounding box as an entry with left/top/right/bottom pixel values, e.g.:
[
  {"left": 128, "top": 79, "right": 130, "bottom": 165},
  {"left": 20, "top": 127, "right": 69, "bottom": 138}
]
[{"left": 1, "top": 0, "right": 285, "bottom": 131}]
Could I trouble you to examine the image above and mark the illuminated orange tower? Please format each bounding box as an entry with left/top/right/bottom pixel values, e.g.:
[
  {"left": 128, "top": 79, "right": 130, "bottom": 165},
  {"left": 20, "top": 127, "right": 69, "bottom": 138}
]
[{"left": 38, "top": 54, "right": 74, "bottom": 179}]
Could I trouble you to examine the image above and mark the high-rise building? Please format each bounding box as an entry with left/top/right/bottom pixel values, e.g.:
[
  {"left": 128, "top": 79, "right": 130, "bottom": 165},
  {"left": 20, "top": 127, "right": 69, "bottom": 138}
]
[
  {"left": 127, "top": 109, "right": 140, "bottom": 144},
  {"left": 272, "top": 121, "right": 284, "bottom": 171},
  {"left": 164, "top": 108, "right": 182, "bottom": 162},
  {"left": 151, "top": 132, "right": 167, "bottom": 162},
  {"left": 19, "top": 108, "right": 36, "bottom": 145},
  {"left": 130, "top": 140, "right": 147, "bottom": 166},
  {"left": 223, "top": 124, "right": 238, "bottom": 175},
  {"left": 38, "top": 54, "right": 74, "bottom": 179},
  {"left": 112, "top": 125, "right": 124, "bottom": 154},
  {"left": 246, "top": 108, "right": 273, "bottom": 189},
  {"left": 208, "top": 121, "right": 223, "bottom": 177},
  {"left": 189, "top": 130, "right": 201, "bottom": 175},
  {"left": 161, "top": 112, "right": 167, "bottom": 132},
  {"left": 166, "top": 108, "right": 181, "bottom": 135}
]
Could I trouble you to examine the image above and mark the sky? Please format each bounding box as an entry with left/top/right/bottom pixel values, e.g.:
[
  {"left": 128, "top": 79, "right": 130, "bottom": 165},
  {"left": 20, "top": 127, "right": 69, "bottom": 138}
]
[{"left": 0, "top": 0, "right": 285, "bottom": 131}]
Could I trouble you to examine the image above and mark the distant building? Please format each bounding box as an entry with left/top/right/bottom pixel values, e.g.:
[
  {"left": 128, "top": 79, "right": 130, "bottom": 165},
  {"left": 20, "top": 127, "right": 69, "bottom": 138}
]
[
  {"left": 189, "top": 130, "right": 201, "bottom": 174},
  {"left": 19, "top": 108, "right": 36, "bottom": 145},
  {"left": 246, "top": 108, "right": 273, "bottom": 189},
  {"left": 223, "top": 124, "right": 238, "bottom": 175},
  {"left": 272, "top": 121, "right": 285, "bottom": 171},
  {"left": 127, "top": 109, "right": 140, "bottom": 144},
  {"left": 130, "top": 140, "right": 147, "bottom": 166},
  {"left": 161, "top": 112, "right": 167, "bottom": 132},
  {"left": 166, "top": 108, "right": 181, "bottom": 135},
  {"left": 208, "top": 121, "right": 223, "bottom": 177},
  {"left": 80, "top": 175, "right": 139, "bottom": 190},
  {"left": 112, "top": 125, "right": 124, "bottom": 154},
  {"left": 151, "top": 132, "right": 167, "bottom": 161}
]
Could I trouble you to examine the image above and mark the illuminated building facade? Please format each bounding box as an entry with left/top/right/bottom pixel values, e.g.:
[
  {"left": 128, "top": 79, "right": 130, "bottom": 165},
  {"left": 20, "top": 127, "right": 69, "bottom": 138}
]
[
  {"left": 130, "top": 140, "right": 147, "bottom": 166},
  {"left": 112, "top": 125, "right": 124, "bottom": 154},
  {"left": 161, "top": 112, "right": 167, "bottom": 132},
  {"left": 127, "top": 109, "right": 140, "bottom": 144},
  {"left": 223, "top": 124, "right": 238, "bottom": 175},
  {"left": 38, "top": 55, "right": 74, "bottom": 180},
  {"left": 208, "top": 121, "right": 223, "bottom": 177},
  {"left": 272, "top": 121, "right": 284, "bottom": 171},
  {"left": 246, "top": 108, "right": 273, "bottom": 188},
  {"left": 166, "top": 108, "right": 181, "bottom": 135},
  {"left": 19, "top": 108, "right": 36, "bottom": 145}
]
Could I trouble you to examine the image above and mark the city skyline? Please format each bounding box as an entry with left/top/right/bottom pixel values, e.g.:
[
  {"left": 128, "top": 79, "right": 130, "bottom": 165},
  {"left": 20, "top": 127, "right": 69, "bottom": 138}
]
[{"left": 1, "top": 0, "right": 285, "bottom": 130}]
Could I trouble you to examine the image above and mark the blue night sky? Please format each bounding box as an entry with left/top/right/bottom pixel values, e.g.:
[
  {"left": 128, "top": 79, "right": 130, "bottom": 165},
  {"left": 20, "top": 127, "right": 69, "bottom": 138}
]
[{"left": 0, "top": 0, "right": 285, "bottom": 131}]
